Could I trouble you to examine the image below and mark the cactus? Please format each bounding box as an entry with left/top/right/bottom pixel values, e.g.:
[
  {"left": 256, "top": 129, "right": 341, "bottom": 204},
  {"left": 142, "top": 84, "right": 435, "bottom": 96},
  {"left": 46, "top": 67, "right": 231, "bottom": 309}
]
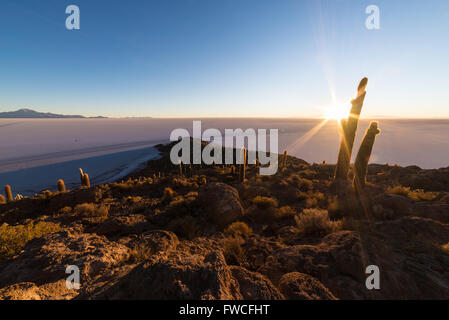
[
  {"left": 4, "top": 185, "right": 13, "bottom": 202},
  {"left": 82, "top": 174, "right": 91, "bottom": 188},
  {"left": 282, "top": 150, "right": 288, "bottom": 168},
  {"left": 57, "top": 179, "right": 66, "bottom": 192},
  {"left": 334, "top": 77, "right": 368, "bottom": 181},
  {"left": 79, "top": 168, "right": 84, "bottom": 185},
  {"left": 0, "top": 195, "right": 5, "bottom": 204},
  {"left": 240, "top": 147, "right": 247, "bottom": 183},
  {"left": 15, "top": 194, "right": 24, "bottom": 200},
  {"left": 179, "top": 160, "right": 183, "bottom": 176},
  {"left": 353, "top": 121, "right": 381, "bottom": 191}
]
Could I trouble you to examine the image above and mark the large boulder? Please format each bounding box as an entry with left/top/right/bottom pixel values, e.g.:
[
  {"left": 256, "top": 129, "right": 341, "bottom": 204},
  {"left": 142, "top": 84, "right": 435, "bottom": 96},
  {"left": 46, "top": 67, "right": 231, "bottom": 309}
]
[
  {"left": 0, "top": 230, "right": 129, "bottom": 289},
  {"left": 278, "top": 272, "right": 337, "bottom": 300},
  {"left": 78, "top": 241, "right": 242, "bottom": 300},
  {"left": 230, "top": 266, "right": 284, "bottom": 300},
  {"left": 198, "top": 183, "right": 244, "bottom": 227}
]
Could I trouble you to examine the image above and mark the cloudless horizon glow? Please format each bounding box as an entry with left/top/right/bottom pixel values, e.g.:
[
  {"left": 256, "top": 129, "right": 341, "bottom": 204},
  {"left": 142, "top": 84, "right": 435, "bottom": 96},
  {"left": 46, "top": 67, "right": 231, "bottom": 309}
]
[{"left": 1, "top": 0, "right": 449, "bottom": 118}]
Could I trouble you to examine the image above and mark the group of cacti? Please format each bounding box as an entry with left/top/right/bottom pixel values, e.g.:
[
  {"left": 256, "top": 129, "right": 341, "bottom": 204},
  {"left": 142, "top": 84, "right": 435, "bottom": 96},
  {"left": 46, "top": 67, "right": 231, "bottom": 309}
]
[
  {"left": 79, "top": 168, "right": 91, "bottom": 188},
  {"left": 0, "top": 168, "right": 92, "bottom": 204},
  {"left": 334, "top": 77, "right": 381, "bottom": 191}
]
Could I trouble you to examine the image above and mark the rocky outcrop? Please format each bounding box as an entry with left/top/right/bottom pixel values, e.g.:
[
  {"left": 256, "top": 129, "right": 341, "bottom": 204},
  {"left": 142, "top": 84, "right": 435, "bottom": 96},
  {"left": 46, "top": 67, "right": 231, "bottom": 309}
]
[
  {"left": 0, "top": 230, "right": 129, "bottom": 289},
  {"left": 230, "top": 266, "right": 284, "bottom": 300},
  {"left": 198, "top": 183, "right": 244, "bottom": 227},
  {"left": 79, "top": 243, "right": 242, "bottom": 300},
  {"left": 278, "top": 272, "right": 337, "bottom": 300}
]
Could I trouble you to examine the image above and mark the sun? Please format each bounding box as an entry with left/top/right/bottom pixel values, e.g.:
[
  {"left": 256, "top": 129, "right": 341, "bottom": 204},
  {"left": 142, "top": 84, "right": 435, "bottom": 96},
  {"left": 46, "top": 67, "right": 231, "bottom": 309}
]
[{"left": 323, "top": 103, "right": 350, "bottom": 120}]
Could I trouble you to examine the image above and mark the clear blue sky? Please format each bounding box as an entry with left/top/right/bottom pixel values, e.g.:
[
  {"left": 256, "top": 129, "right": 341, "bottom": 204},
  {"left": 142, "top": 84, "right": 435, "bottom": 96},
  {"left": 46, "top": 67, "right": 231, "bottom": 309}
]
[{"left": 1, "top": 0, "right": 448, "bottom": 118}]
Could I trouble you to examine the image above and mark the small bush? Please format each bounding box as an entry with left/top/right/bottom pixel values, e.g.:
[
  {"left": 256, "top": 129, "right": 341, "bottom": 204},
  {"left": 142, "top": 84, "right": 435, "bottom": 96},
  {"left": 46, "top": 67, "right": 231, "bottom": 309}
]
[
  {"left": 222, "top": 236, "right": 245, "bottom": 265},
  {"left": 252, "top": 196, "right": 278, "bottom": 210},
  {"left": 224, "top": 222, "right": 253, "bottom": 238},
  {"left": 387, "top": 185, "right": 439, "bottom": 202},
  {"left": 161, "top": 187, "right": 175, "bottom": 202},
  {"left": 73, "top": 203, "right": 109, "bottom": 223},
  {"left": 0, "top": 222, "right": 61, "bottom": 260},
  {"left": 295, "top": 209, "right": 342, "bottom": 236},
  {"left": 129, "top": 239, "right": 152, "bottom": 263},
  {"left": 287, "top": 175, "right": 313, "bottom": 191}
]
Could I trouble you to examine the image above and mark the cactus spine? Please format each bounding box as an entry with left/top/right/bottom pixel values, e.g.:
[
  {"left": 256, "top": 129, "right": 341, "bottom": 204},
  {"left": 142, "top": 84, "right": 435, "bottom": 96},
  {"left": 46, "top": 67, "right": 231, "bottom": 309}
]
[
  {"left": 335, "top": 77, "right": 368, "bottom": 181},
  {"left": 57, "top": 179, "right": 66, "bottom": 192},
  {"left": 4, "top": 185, "right": 13, "bottom": 202},
  {"left": 282, "top": 150, "right": 288, "bottom": 168},
  {"left": 353, "top": 121, "right": 381, "bottom": 191}
]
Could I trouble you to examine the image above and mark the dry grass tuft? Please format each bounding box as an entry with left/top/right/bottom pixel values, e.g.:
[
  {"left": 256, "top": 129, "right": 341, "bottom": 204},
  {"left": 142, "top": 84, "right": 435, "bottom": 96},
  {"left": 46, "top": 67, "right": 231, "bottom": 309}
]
[{"left": 295, "top": 209, "right": 342, "bottom": 236}]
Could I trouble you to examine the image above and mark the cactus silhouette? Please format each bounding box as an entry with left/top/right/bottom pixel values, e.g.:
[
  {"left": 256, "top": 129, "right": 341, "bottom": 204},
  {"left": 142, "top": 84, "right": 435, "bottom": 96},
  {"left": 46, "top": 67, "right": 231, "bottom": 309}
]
[
  {"left": 57, "top": 179, "right": 66, "bottom": 192},
  {"left": 79, "top": 168, "right": 84, "bottom": 186},
  {"left": 240, "top": 147, "right": 247, "bottom": 182},
  {"left": 335, "top": 77, "right": 368, "bottom": 181},
  {"left": 179, "top": 160, "right": 183, "bottom": 176},
  {"left": 0, "top": 195, "right": 5, "bottom": 204},
  {"left": 354, "top": 121, "right": 381, "bottom": 191},
  {"left": 282, "top": 150, "right": 288, "bottom": 168},
  {"left": 4, "top": 185, "right": 13, "bottom": 202},
  {"left": 83, "top": 174, "right": 91, "bottom": 188}
]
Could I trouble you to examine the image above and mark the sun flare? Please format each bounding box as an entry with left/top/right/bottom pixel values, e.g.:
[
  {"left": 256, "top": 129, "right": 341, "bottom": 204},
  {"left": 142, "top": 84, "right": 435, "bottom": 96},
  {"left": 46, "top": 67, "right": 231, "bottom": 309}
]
[{"left": 324, "top": 103, "right": 350, "bottom": 120}]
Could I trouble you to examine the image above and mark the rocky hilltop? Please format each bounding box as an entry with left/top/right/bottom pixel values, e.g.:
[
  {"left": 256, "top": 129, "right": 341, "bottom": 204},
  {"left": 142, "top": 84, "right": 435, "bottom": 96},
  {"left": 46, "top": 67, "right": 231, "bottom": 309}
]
[{"left": 0, "top": 141, "right": 448, "bottom": 300}]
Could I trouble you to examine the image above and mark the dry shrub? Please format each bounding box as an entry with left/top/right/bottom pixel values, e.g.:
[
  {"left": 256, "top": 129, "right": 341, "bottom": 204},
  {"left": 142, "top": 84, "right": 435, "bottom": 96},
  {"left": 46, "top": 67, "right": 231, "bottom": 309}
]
[
  {"left": 74, "top": 203, "right": 109, "bottom": 223},
  {"left": 59, "top": 206, "right": 72, "bottom": 215},
  {"left": 125, "top": 196, "right": 143, "bottom": 204},
  {"left": 295, "top": 209, "right": 342, "bottom": 236},
  {"left": 276, "top": 206, "right": 296, "bottom": 219},
  {"left": 252, "top": 196, "right": 278, "bottom": 210},
  {"left": 129, "top": 239, "right": 152, "bottom": 263},
  {"left": 0, "top": 222, "right": 61, "bottom": 260},
  {"left": 161, "top": 187, "right": 175, "bottom": 202},
  {"left": 287, "top": 175, "right": 313, "bottom": 191},
  {"left": 387, "top": 185, "right": 439, "bottom": 202},
  {"left": 224, "top": 222, "right": 252, "bottom": 238},
  {"left": 222, "top": 236, "right": 245, "bottom": 265}
]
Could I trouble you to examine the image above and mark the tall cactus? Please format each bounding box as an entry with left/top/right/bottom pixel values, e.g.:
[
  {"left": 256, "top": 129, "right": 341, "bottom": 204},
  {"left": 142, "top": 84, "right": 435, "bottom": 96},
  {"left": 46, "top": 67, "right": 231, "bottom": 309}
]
[
  {"left": 179, "top": 160, "right": 183, "bottom": 176},
  {"left": 83, "top": 174, "right": 91, "bottom": 188},
  {"left": 282, "top": 150, "right": 288, "bottom": 168},
  {"left": 353, "top": 121, "right": 381, "bottom": 191},
  {"left": 334, "top": 77, "right": 368, "bottom": 181},
  {"left": 79, "top": 168, "right": 84, "bottom": 186},
  {"left": 57, "top": 179, "right": 66, "bottom": 192},
  {"left": 0, "top": 195, "right": 5, "bottom": 204},
  {"left": 240, "top": 147, "right": 247, "bottom": 183},
  {"left": 4, "top": 185, "right": 13, "bottom": 202}
]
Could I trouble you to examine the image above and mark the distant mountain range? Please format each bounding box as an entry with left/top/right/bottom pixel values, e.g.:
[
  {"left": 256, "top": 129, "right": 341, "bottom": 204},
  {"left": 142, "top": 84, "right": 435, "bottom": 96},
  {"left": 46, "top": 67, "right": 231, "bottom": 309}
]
[{"left": 0, "top": 109, "right": 106, "bottom": 119}]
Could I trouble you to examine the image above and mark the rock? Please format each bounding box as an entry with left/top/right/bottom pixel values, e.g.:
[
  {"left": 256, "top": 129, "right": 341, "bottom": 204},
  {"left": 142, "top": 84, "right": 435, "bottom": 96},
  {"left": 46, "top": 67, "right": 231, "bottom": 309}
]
[
  {"left": 0, "top": 231, "right": 129, "bottom": 289},
  {"left": 0, "top": 280, "right": 77, "bottom": 300},
  {"left": 230, "top": 266, "right": 284, "bottom": 300},
  {"left": 198, "top": 183, "right": 244, "bottom": 227},
  {"left": 141, "top": 230, "right": 179, "bottom": 254},
  {"left": 278, "top": 272, "right": 337, "bottom": 300},
  {"left": 90, "top": 214, "right": 151, "bottom": 237},
  {"left": 78, "top": 242, "right": 242, "bottom": 300}
]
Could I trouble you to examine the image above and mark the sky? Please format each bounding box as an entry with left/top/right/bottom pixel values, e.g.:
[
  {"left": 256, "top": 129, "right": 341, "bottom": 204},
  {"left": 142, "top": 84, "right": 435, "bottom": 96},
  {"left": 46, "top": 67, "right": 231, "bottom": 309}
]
[{"left": 0, "top": 0, "right": 448, "bottom": 118}]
